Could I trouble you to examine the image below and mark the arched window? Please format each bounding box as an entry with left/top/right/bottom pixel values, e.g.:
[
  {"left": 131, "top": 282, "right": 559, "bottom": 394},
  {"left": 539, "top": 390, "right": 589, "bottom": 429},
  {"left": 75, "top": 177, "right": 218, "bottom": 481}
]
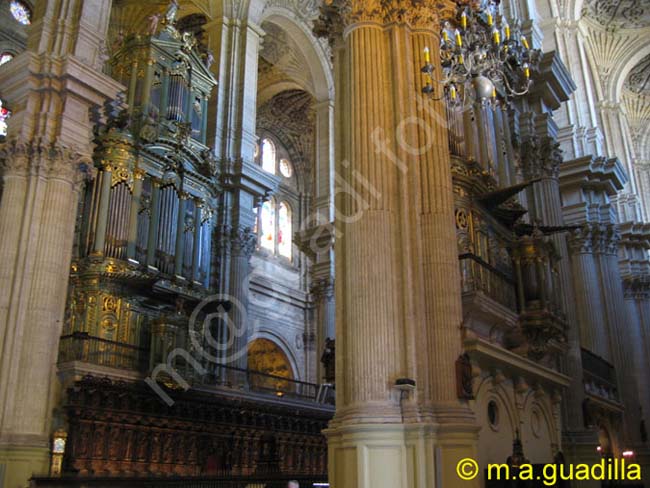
[
  {"left": 261, "top": 138, "right": 276, "bottom": 174},
  {"left": 10, "top": 1, "right": 31, "bottom": 25},
  {"left": 260, "top": 199, "right": 275, "bottom": 251},
  {"left": 0, "top": 53, "right": 14, "bottom": 66},
  {"left": 278, "top": 202, "right": 292, "bottom": 259},
  {"left": 256, "top": 199, "right": 293, "bottom": 260}
]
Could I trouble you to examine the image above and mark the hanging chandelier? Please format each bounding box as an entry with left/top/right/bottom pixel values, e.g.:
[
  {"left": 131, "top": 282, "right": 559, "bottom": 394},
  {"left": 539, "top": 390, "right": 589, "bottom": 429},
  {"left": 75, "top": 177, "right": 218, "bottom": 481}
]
[{"left": 421, "top": 0, "right": 541, "bottom": 107}]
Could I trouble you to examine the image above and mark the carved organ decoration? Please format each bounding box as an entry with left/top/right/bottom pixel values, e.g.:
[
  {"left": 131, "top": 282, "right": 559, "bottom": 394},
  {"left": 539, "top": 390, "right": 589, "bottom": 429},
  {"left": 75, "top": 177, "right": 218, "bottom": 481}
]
[
  {"left": 63, "top": 23, "right": 218, "bottom": 376},
  {"left": 449, "top": 105, "right": 567, "bottom": 361}
]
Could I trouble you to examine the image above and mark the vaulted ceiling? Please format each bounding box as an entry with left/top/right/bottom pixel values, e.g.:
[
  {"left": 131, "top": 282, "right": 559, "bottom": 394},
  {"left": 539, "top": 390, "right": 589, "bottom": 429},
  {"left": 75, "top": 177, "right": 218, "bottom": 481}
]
[{"left": 583, "top": 0, "right": 650, "bottom": 29}]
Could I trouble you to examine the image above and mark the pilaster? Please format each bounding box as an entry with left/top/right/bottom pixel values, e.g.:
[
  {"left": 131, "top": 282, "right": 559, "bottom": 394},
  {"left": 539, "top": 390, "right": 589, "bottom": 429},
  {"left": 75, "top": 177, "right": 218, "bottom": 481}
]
[{"left": 0, "top": 2, "right": 122, "bottom": 484}]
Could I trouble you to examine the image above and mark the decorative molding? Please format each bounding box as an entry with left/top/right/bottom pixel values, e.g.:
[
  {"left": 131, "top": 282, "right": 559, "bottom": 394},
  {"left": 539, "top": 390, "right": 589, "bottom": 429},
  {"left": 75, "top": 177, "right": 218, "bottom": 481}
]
[
  {"left": 520, "top": 136, "right": 563, "bottom": 180},
  {"left": 582, "top": 0, "right": 650, "bottom": 30},
  {"left": 0, "top": 139, "right": 94, "bottom": 188},
  {"left": 315, "top": 0, "right": 455, "bottom": 41}
]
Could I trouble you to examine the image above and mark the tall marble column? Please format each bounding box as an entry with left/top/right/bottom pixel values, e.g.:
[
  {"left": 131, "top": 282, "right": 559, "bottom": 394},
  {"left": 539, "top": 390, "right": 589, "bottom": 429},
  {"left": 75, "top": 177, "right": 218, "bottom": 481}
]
[
  {"left": 318, "top": 2, "right": 478, "bottom": 487},
  {"left": 595, "top": 226, "right": 643, "bottom": 446},
  {"left": 520, "top": 133, "right": 597, "bottom": 461},
  {"left": 0, "top": 1, "right": 121, "bottom": 484}
]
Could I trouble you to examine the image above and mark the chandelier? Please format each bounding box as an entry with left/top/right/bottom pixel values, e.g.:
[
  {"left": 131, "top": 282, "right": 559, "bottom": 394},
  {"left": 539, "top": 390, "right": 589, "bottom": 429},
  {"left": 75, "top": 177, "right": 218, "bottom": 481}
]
[{"left": 421, "top": 0, "right": 541, "bottom": 107}]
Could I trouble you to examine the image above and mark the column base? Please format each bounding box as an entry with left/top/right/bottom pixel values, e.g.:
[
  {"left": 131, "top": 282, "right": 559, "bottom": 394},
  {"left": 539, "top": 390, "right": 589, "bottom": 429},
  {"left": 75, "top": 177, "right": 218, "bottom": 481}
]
[
  {"left": 562, "top": 430, "right": 603, "bottom": 488},
  {"left": 0, "top": 445, "right": 49, "bottom": 488},
  {"left": 326, "top": 416, "right": 479, "bottom": 488}
]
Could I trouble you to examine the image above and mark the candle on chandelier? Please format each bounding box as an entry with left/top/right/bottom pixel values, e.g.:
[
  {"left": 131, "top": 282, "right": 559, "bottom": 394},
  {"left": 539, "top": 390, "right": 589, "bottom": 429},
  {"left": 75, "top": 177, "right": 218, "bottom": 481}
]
[
  {"left": 492, "top": 27, "right": 500, "bottom": 44},
  {"left": 492, "top": 86, "right": 497, "bottom": 98},
  {"left": 455, "top": 29, "right": 463, "bottom": 47},
  {"left": 504, "top": 22, "right": 511, "bottom": 40},
  {"left": 521, "top": 35, "right": 530, "bottom": 49},
  {"left": 461, "top": 10, "right": 468, "bottom": 29},
  {"left": 424, "top": 47, "right": 431, "bottom": 63},
  {"left": 443, "top": 29, "right": 450, "bottom": 42},
  {"left": 487, "top": 9, "right": 494, "bottom": 26},
  {"left": 458, "top": 53, "right": 465, "bottom": 65},
  {"left": 449, "top": 84, "right": 457, "bottom": 100},
  {"left": 523, "top": 62, "right": 530, "bottom": 78}
]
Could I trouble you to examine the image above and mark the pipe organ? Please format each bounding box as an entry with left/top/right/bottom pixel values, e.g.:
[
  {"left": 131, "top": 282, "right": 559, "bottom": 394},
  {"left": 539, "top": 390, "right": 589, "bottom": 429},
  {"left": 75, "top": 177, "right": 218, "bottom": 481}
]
[
  {"left": 63, "top": 26, "right": 218, "bottom": 373},
  {"left": 449, "top": 99, "right": 568, "bottom": 362}
]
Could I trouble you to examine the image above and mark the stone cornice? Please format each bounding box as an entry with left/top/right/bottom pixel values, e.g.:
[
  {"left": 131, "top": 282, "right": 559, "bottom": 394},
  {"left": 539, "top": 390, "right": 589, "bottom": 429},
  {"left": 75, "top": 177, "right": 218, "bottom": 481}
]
[
  {"left": 528, "top": 51, "right": 576, "bottom": 111},
  {"left": 559, "top": 155, "right": 628, "bottom": 196}
]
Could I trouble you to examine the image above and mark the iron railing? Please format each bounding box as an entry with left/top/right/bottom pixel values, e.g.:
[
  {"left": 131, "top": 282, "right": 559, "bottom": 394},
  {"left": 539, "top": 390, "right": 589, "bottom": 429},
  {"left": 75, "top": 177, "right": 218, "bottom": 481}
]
[
  {"left": 58, "top": 333, "right": 335, "bottom": 405},
  {"left": 58, "top": 332, "right": 150, "bottom": 372},
  {"left": 581, "top": 348, "right": 619, "bottom": 401},
  {"left": 459, "top": 253, "right": 517, "bottom": 311}
]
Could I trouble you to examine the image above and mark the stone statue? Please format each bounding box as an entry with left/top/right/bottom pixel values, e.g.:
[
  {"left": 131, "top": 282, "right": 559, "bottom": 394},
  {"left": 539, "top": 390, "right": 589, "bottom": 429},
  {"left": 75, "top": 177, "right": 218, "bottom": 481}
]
[
  {"left": 320, "top": 338, "right": 335, "bottom": 383},
  {"left": 148, "top": 13, "right": 162, "bottom": 35},
  {"left": 204, "top": 50, "right": 215, "bottom": 69}
]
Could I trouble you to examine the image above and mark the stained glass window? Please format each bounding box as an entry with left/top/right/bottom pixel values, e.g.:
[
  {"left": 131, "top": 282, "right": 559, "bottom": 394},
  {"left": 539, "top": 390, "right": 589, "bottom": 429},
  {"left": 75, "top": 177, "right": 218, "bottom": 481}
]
[
  {"left": 261, "top": 138, "right": 276, "bottom": 174},
  {"left": 10, "top": 1, "right": 31, "bottom": 25},
  {"left": 0, "top": 53, "right": 14, "bottom": 66},
  {"left": 0, "top": 100, "right": 11, "bottom": 137},
  {"left": 278, "top": 202, "right": 292, "bottom": 259},
  {"left": 279, "top": 159, "right": 293, "bottom": 178},
  {"left": 260, "top": 200, "right": 275, "bottom": 251}
]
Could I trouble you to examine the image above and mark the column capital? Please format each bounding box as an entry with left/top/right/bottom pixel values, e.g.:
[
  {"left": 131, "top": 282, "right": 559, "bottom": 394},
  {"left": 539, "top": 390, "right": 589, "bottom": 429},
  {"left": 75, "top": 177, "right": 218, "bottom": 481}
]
[
  {"left": 520, "top": 135, "right": 563, "bottom": 180},
  {"left": 315, "top": 0, "right": 455, "bottom": 39},
  {"left": 0, "top": 139, "right": 94, "bottom": 188},
  {"left": 227, "top": 226, "right": 258, "bottom": 259}
]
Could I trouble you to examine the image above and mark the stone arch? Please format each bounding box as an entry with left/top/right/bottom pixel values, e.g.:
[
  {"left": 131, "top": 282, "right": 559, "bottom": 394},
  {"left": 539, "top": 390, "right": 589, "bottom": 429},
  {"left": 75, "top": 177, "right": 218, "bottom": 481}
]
[
  {"left": 521, "top": 390, "right": 558, "bottom": 463},
  {"left": 248, "top": 331, "right": 300, "bottom": 381},
  {"left": 610, "top": 39, "right": 650, "bottom": 103},
  {"left": 258, "top": 8, "right": 334, "bottom": 103}
]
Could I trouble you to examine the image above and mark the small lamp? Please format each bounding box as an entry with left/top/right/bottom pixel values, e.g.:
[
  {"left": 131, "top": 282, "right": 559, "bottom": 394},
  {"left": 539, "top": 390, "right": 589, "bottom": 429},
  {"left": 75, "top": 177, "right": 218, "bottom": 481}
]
[{"left": 50, "top": 430, "right": 67, "bottom": 476}]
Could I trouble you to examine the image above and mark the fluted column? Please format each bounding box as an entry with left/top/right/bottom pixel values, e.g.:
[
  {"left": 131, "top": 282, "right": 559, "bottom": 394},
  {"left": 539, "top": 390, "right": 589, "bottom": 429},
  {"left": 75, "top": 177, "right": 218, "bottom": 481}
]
[
  {"left": 595, "top": 226, "right": 643, "bottom": 446},
  {"left": 567, "top": 228, "right": 611, "bottom": 360},
  {"left": 0, "top": 2, "right": 121, "bottom": 484},
  {"left": 319, "top": 2, "right": 478, "bottom": 487},
  {"left": 521, "top": 134, "right": 593, "bottom": 447},
  {"left": 226, "top": 228, "right": 257, "bottom": 373}
]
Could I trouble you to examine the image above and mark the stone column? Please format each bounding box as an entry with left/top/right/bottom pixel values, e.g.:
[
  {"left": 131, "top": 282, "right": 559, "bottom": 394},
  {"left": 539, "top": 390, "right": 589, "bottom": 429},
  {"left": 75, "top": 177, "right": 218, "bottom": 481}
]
[
  {"left": 311, "top": 278, "right": 335, "bottom": 383},
  {"left": 520, "top": 135, "right": 595, "bottom": 452},
  {"left": 318, "top": 2, "right": 478, "bottom": 487},
  {"left": 567, "top": 227, "right": 611, "bottom": 360},
  {"left": 0, "top": 2, "right": 121, "bottom": 484},
  {"left": 204, "top": 9, "right": 279, "bottom": 376},
  {"left": 226, "top": 227, "right": 257, "bottom": 372},
  {"left": 595, "top": 226, "right": 643, "bottom": 446}
]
